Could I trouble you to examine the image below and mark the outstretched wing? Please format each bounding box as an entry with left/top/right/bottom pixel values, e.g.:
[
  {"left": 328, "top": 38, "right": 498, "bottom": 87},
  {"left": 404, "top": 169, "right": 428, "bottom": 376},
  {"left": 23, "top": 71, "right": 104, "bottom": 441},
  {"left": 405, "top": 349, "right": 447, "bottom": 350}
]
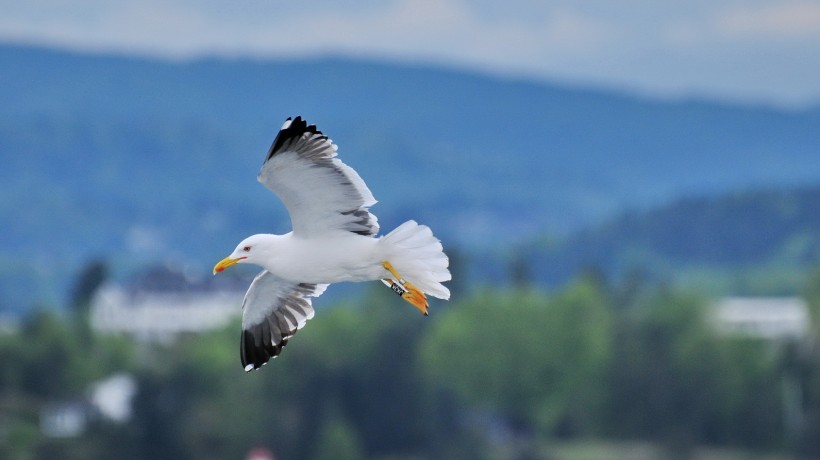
[
  {"left": 240, "top": 270, "right": 328, "bottom": 371},
  {"left": 258, "top": 116, "right": 379, "bottom": 237}
]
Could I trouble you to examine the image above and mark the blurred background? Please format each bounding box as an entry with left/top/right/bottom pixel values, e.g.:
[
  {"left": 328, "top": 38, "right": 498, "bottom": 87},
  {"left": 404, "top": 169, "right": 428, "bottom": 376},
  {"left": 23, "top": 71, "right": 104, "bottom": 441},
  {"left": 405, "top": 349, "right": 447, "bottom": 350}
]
[{"left": 2, "top": 1, "right": 820, "bottom": 458}]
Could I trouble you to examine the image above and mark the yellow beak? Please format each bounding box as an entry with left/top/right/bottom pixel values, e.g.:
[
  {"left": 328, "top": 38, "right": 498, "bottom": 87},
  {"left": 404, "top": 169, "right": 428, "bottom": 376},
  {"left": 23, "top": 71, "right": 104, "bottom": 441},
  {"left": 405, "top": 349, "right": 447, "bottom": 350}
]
[{"left": 213, "top": 256, "right": 245, "bottom": 275}]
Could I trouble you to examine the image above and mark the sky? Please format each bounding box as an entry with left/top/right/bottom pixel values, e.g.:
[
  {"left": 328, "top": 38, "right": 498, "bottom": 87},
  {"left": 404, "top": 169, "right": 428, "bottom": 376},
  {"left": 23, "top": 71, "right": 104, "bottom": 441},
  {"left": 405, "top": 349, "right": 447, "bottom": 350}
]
[{"left": 2, "top": 0, "right": 820, "bottom": 108}]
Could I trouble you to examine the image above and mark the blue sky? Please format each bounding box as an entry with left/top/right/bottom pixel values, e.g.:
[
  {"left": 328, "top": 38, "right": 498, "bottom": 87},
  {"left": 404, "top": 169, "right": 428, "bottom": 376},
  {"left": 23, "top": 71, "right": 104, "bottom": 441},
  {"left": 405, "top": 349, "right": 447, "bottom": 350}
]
[{"left": 3, "top": 0, "right": 820, "bottom": 107}]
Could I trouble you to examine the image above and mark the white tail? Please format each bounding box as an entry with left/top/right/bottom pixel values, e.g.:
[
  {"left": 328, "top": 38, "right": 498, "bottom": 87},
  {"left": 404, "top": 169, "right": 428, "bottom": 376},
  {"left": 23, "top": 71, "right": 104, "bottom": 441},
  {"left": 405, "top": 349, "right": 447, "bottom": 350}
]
[{"left": 380, "top": 220, "right": 451, "bottom": 300}]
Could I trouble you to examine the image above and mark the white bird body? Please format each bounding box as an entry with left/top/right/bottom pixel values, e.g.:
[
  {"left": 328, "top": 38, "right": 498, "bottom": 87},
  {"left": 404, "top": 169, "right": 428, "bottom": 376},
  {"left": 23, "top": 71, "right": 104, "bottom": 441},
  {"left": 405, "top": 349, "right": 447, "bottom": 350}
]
[
  {"left": 233, "top": 232, "right": 385, "bottom": 284},
  {"left": 213, "top": 116, "right": 451, "bottom": 371}
]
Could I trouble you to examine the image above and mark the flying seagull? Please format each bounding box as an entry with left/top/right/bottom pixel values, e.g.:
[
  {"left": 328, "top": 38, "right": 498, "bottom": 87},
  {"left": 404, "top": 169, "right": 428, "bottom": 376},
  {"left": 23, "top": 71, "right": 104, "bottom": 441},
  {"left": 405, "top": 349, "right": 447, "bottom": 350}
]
[{"left": 213, "top": 116, "right": 451, "bottom": 371}]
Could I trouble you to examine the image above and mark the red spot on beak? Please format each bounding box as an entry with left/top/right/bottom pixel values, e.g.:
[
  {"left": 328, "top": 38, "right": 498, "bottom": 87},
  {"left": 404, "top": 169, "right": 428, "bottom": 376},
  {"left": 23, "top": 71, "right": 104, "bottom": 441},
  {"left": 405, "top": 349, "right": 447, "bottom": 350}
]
[{"left": 213, "top": 256, "right": 246, "bottom": 275}]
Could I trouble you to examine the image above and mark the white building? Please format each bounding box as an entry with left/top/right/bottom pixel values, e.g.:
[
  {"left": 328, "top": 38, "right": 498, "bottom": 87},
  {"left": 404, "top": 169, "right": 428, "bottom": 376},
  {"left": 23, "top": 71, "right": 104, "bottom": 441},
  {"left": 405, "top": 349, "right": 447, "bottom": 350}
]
[
  {"left": 90, "top": 283, "right": 244, "bottom": 343},
  {"left": 711, "top": 296, "right": 811, "bottom": 340}
]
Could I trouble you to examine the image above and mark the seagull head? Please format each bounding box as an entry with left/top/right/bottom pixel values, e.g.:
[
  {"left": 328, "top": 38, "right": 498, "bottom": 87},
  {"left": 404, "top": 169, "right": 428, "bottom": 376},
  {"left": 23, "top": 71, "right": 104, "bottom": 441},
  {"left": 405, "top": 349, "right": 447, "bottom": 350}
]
[{"left": 213, "top": 234, "right": 275, "bottom": 274}]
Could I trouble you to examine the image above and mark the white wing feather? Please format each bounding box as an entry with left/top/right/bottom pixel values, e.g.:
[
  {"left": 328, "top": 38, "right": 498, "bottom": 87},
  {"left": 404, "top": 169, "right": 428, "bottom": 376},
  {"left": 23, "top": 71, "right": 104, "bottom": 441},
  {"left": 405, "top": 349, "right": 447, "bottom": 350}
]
[{"left": 257, "top": 116, "right": 379, "bottom": 237}]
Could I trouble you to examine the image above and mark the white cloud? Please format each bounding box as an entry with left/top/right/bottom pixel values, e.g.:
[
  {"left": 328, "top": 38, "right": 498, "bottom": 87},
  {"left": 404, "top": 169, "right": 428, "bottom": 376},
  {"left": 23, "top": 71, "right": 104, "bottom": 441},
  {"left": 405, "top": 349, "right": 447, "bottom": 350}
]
[
  {"left": 718, "top": 2, "right": 820, "bottom": 40},
  {"left": 1, "top": 0, "right": 819, "bottom": 105},
  {"left": 0, "top": 0, "right": 220, "bottom": 56},
  {"left": 541, "top": 9, "right": 620, "bottom": 51},
  {"left": 662, "top": 21, "right": 707, "bottom": 46},
  {"left": 0, "top": 0, "right": 619, "bottom": 63},
  {"left": 250, "top": 0, "right": 618, "bottom": 65}
]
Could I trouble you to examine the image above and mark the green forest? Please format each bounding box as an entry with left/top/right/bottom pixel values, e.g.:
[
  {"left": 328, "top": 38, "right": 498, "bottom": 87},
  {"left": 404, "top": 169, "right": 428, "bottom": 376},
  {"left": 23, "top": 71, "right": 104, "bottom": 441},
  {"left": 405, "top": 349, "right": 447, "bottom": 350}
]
[{"left": 4, "top": 269, "right": 820, "bottom": 459}]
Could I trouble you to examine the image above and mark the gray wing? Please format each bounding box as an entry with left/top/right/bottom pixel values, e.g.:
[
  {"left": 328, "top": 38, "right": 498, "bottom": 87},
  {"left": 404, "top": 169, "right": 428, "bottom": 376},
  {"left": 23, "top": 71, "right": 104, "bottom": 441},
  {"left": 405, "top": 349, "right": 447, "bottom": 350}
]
[
  {"left": 240, "top": 270, "right": 328, "bottom": 371},
  {"left": 257, "top": 116, "right": 379, "bottom": 237}
]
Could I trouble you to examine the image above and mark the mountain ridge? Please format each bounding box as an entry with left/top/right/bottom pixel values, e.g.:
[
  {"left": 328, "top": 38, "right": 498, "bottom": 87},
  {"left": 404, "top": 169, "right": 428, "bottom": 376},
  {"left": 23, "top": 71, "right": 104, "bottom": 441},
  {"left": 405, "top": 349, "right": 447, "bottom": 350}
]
[
  {"left": 526, "top": 185, "right": 820, "bottom": 293},
  {"left": 1, "top": 43, "right": 819, "bottom": 310}
]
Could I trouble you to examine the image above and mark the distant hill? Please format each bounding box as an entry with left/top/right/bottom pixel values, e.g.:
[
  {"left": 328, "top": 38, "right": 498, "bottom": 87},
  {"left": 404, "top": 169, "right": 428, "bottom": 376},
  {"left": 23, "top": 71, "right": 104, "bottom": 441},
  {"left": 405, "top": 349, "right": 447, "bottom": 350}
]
[
  {"left": 527, "top": 187, "right": 820, "bottom": 294},
  {"left": 1, "top": 44, "right": 819, "bottom": 310}
]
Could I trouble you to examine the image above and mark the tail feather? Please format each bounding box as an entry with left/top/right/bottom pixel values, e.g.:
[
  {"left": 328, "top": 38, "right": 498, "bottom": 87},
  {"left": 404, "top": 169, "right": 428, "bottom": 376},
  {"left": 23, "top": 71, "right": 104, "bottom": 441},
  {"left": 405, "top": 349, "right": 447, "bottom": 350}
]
[{"left": 381, "top": 220, "right": 451, "bottom": 300}]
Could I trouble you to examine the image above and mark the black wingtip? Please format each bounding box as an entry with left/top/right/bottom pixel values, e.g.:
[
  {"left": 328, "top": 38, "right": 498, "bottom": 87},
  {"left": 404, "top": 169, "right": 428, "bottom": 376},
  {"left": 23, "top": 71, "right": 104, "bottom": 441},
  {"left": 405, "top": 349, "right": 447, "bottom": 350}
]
[
  {"left": 264, "top": 115, "right": 323, "bottom": 162},
  {"left": 240, "top": 325, "right": 293, "bottom": 373},
  {"left": 241, "top": 329, "right": 272, "bottom": 372}
]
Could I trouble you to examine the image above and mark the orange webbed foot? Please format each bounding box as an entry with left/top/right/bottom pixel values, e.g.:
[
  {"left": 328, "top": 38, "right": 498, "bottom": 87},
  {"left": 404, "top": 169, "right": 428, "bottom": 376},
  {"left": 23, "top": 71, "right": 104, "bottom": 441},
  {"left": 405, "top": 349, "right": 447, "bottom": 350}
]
[{"left": 381, "top": 261, "right": 429, "bottom": 316}]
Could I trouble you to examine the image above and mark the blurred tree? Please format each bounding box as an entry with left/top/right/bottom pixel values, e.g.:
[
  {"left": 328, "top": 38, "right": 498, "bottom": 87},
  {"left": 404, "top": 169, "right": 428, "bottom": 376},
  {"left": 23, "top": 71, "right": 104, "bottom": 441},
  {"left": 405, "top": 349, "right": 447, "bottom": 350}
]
[
  {"left": 0, "top": 418, "right": 39, "bottom": 459},
  {"left": 69, "top": 259, "right": 108, "bottom": 313},
  {"left": 607, "top": 291, "right": 782, "bottom": 454},
  {"left": 69, "top": 259, "right": 108, "bottom": 345},
  {"left": 804, "top": 268, "right": 820, "bottom": 332},
  {"left": 128, "top": 369, "right": 195, "bottom": 460},
  {"left": 278, "top": 285, "right": 445, "bottom": 458},
  {"left": 122, "top": 322, "right": 271, "bottom": 460},
  {"left": 611, "top": 267, "right": 650, "bottom": 310},
  {"left": 0, "top": 309, "right": 103, "bottom": 458},
  {"left": 509, "top": 249, "right": 533, "bottom": 288},
  {"left": 420, "top": 279, "right": 613, "bottom": 437},
  {"left": 608, "top": 293, "right": 706, "bottom": 456},
  {"left": 541, "top": 275, "right": 613, "bottom": 437},
  {"left": 310, "top": 411, "right": 366, "bottom": 460},
  {"left": 18, "top": 309, "right": 93, "bottom": 399},
  {"left": 4, "top": 270, "right": 811, "bottom": 458},
  {"left": 796, "top": 269, "right": 820, "bottom": 456}
]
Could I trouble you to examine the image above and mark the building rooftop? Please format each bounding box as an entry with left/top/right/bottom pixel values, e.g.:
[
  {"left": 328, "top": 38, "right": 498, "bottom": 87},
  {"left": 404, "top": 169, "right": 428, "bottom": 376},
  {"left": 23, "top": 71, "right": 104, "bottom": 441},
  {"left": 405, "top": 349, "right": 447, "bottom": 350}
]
[
  {"left": 90, "top": 283, "right": 244, "bottom": 343},
  {"left": 711, "top": 296, "right": 810, "bottom": 340}
]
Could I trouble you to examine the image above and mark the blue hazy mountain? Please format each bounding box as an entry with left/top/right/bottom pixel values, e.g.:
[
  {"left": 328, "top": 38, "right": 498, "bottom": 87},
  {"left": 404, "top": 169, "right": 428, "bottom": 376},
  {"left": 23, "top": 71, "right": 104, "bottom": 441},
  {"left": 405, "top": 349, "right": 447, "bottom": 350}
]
[
  {"left": 526, "top": 186, "right": 820, "bottom": 294},
  {"left": 1, "top": 44, "right": 819, "bottom": 310}
]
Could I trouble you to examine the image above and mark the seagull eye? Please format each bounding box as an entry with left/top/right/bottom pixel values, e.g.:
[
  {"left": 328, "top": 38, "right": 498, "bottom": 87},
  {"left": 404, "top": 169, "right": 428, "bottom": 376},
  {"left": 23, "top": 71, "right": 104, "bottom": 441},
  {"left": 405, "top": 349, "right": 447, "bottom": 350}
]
[{"left": 243, "top": 246, "right": 251, "bottom": 252}]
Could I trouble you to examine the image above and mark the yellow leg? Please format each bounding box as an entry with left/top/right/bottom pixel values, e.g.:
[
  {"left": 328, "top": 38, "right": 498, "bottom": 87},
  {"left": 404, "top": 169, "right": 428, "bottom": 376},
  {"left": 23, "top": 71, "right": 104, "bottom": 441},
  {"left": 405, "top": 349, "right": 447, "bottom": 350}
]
[{"left": 382, "top": 262, "right": 429, "bottom": 316}]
